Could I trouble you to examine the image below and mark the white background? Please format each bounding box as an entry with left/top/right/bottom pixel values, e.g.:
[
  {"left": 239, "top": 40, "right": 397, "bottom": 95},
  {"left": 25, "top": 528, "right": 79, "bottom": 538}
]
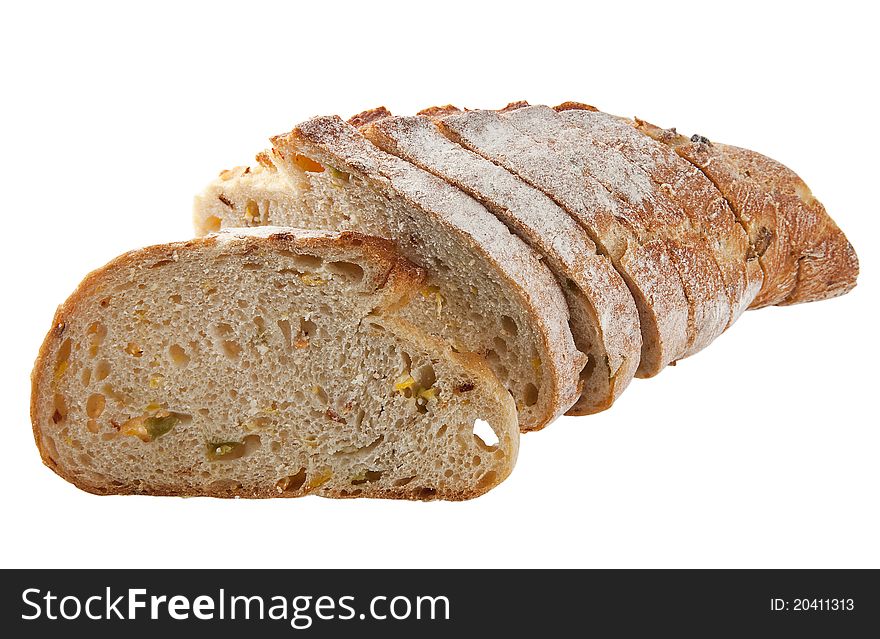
[{"left": 1, "top": 1, "right": 877, "bottom": 569}]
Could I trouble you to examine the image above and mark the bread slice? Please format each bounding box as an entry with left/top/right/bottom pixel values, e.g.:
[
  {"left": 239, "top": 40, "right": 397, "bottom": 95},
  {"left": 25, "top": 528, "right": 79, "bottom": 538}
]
[
  {"left": 360, "top": 113, "right": 641, "bottom": 415},
  {"left": 194, "top": 116, "right": 586, "bottom": 431},
  {"left": 554, "top": 103, "right": 763, "bottom": 325},
  {"left": 31, "top": 228, "right": 518, "bottom": 500},
  {"left": 433, "top": 108, "right": 689, "bottom": 376},
  {"left": 631, "top": 119, "right": 859, "bottom": 308}
]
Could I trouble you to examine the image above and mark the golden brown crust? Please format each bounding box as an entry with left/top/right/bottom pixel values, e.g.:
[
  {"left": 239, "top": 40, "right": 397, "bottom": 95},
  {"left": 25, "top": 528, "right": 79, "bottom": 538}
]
[
  {"left": 554, "top": 101, "right": 599, "bottom": 112},
  {"left": 416, "top": 104, "right": 462, "bottom": 118},
  {"left": 498, "top": 100, "right": 530, "bottom": 112},
  {"left": 634, "top": 119, "right": 859, "bottom": 307},
  {"left": 347, "top": 106, "right": 393, "bottom": 128}
]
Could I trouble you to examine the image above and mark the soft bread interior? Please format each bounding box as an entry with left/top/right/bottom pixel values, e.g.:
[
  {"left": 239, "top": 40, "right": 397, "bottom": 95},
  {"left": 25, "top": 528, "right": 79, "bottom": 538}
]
[{"left": 32, "top": 229, "right": 518, "bottom": 500}]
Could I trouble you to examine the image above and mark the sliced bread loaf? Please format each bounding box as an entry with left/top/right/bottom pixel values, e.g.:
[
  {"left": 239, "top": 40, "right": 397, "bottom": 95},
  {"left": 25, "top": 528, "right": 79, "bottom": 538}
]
[
  {"left": 31, "top": 228, "right": 518, "bottom": 500},
  {"left": 361, "top": 113, "right": 641, "bottom": 415},
  {"left": 194, "top": 116, "right": 586, "bottom": 431}
]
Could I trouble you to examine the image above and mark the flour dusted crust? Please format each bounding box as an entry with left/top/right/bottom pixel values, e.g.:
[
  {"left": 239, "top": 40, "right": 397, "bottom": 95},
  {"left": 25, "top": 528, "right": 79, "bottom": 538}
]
[
  {"left": 31, "top": 228, "right": 519, "bottom": 500},
  {"left": 632, "top": 119, "right": 859, "bottom": 308},
  {"left": 556, "top": 105, "right": 763, "bottom": 325},
  {"left": 362, "top": 113, "right": 641, "bottom": 414},
  {"left": 435, "top": 108, "right": 689, "bottom": 376},
  {"left": 501, "top": 105, "right": 734, "bottom": 360}
]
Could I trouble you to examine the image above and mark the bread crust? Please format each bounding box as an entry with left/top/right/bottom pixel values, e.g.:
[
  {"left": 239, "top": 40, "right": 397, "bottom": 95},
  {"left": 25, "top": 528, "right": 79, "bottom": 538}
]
[
  {"left": 347, "top": 106, "right": 393, "bottom": 129},
  {"left": 632, "top": 119, "right": 858, "bottom": 307},
  {"left": 31, "top": 229, "right": 517, "bottom": 500}
]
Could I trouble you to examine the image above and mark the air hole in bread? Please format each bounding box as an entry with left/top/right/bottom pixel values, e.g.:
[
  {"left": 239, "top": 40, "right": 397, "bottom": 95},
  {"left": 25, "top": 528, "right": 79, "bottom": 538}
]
[
  {"left": 124, "top": 342, "right": 143, "bottom": 357},
  {"left": 292, "top": 154, "right": 325, "bottom": 173},
  {"left": 169, "top": 294, "right": 182, "bottom": 304},
  {"left": 300, "top": 318, "right": 317, "bottom": 338},
  {"left": 168, "top": 344, "right": 190, "bottom": 367},
  {"left": 221, "top": 340, "right": 241, "bottom": 359},
  {"left": 212, "top": 323, "right": 233, "bottom": 337},
  {"left": 313, "top": 385, "right": 329, "bottom": 405},
  {"left": 523, "top": 383, "right": 539, "bottom": 407},
  {"left": 52, "top": 393, "right": 68, "bottom": 424},
  {"left": 327, "top": 261, "right": 364, "bottom": 282},
  {"left": 95, "top": 360, "right": 111, "bottom": 381},
  {"left": 351, "top": 470, "right": 383, "bottom": 485},
  {"left": 86, "top": 322, "right": 106, "bottom": 357},
  {"left": 492, "top": 336, "right": 508, "bottom": 355},
  {"left": 55, "top": 338, "right": 72, "bottom": 377},
  {"left": 81, "top": 368, "right": 91, "bottom": 386},
  {"left": 277, "top": 319, "right": 292, "bottom": 349},
  {"left": 290, "top": 254, "right": 323, "bottom": 270},
  {"left": 86, "top": 393, "right": 105, "bottom": 418},
  {"left": 472, "top": 419, "right": 499, "bottom": 449},
  {"left": 500, "top": 315, "right": 518, "bottom": 336},
  {"left": 206, "top": 434, "right": 261, "bottom": 462},
  {"left": 203, "top": 216, "right": 221, "bottom": 233},
  {"left": 394, "top": 475, "right": 415, "bottom": 487}
]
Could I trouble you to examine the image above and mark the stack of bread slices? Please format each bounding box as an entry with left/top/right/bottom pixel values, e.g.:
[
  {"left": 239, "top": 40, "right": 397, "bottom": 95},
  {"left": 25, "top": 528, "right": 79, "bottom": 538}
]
[{"left": 32, "top": 101, "right": 858, "bottom": 500}]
